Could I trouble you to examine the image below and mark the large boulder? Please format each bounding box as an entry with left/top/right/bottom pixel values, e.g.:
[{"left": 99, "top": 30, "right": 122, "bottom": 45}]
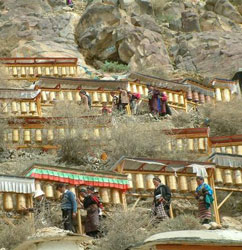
[
  {"left": 181, "top": 10, "right": 201, "bottom": 32},
  {"left": 76, "top": 3, "right": 173, "bottom": 74}
]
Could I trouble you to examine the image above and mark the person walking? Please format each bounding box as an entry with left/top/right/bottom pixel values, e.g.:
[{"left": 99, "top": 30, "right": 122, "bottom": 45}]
[
  {"left": 147, "top": 85, "right": 160, "bottom": 115},
  {"left": 79, "top": 90, "right": 90, "bottom": 111},
  {"left": 56, "top": 183, "right": 77, "bottom": 232},
  {"left": 117, "top": 87, "right": 129, "bottom": 113}
]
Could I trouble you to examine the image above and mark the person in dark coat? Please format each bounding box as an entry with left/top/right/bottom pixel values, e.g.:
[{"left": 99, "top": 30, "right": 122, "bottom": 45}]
[
  {"left": 160, "top": 92, "right": 172, "bottom": 116},
  {"left": 147, "top": 85, "right": 160, "bottom": 114}
]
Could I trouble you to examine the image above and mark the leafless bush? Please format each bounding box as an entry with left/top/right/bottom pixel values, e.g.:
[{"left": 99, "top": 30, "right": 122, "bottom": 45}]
[{"left": 151, "top": 0, "right": 168, "bottom": 15}]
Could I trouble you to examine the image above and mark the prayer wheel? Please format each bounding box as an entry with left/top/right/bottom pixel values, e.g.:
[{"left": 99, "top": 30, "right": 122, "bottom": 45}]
[
  {"left": 108, "top": 94, "right": 113, "bottom": 103},
  {"left": 11, "top": 101, "right": 18, "bottom": 113},
  {"left": 234, "top": 170, "right": 242, "bottom": 186},
  {"left": 49, "top": 92, "right": 56, "bottom": 102},
  {"left": 127, "top": 173, "right": 133, "bottom": 189},
  {"left": 29, "top": 67, "right": 34, "bottom": 76},
  {"left": 192, "top": 91, "right": 199, "bottom": 102},
  {"left": 189, "top": 178, "right": 197, "bottom": 192},
  {"left": 24, "top": 130, "right": 31, "bottom": 143},
  {"left": 3, "top": 193, "right": 14, "bottom": 211},
  {"left": 82, "top": 129, "right": 88, "bottom": 140},
  {"left": 158, "top": 175, "right": 166, "bottom": 185},
  {"left": 237, "top": 146, "right": 242, "bottom": 155},
  {"left": 168, "top": 175, "right": 177, "bottom": 192},
  {"left": 29, "top": 102, "right": 36, "bottom": 113},
  {"left": 215, "top": 147, "right": 221, "bottom": 153},
  {"left": 21, "top": 67, "right": 26, "bottom": 76},
  {"left": 45, "top": 67, "right": 50, "bottom": 76},
  {"left": 224, "top": 169, "right": 233, "bottom": 185},
  {"left": 179, "top": 95, "right": 185, "bottom": 105},
  {"left": 37, "top": 67, "right": 42, "bottom": 75},
  {"left": 61, "top": 67, "right": 67, "bottom": 76},
  {"left": 67, "top": 92, "right": 73, "bottom": 101},
  {"left": 223, "top": 89, "right": 230, "bottom": 102},
  {"left": 12, "top": 129, "right": 19, "bottom": 142},
  {"left": 44, "top": 184, "right": 54, "bottom": 198},
  {"left": 144, "top": 87, "right": 148, "bottom": 96},
  {"left": 92, "top": 92, "right": 99, "bottom": 103},
  {"left": 53, "top": 66, "right": 58, "bottom": 75},
  {"left": 173, "top": 94, "right": 179, "bottom": 104},
  {"left": 167, "top": 141, "right": 172, "bottom": 151},
  {"left": 20, "top": 102, "right": 27, "bottom": 114},
  {"left": 177, "top": 139, "right": 183, "bottom": 151},
  {"left": 132, "top": 84, "right": 137, "bottom": 93},
  {"left": 215, "top": 88, "right": 222, "bottom": 101},
  {"left": 135, "top": 174, "right": 144, "bottom": 190},
  {"left": 138, "top": 85, "right": 144, "bottom": 95},
  {"left": 75, "top": 92, "right": 81, "bottom": 101},
  {"left": 179, "top": 176, "right": 188, "bottom": 192},
  {"left": 41, "top": 91, "right": 47, "bottom": 102},
  {"left": 58, "top": 91, "right": 65, "bottom": 101},
  {"left": 199, "top": 93, "right": 205, "bottom": 104},
  {"left": 204, "top": 177, "right": 208, "bottom": 184},
  {"left": 111, "top": 189, "right": 121, "bottom": 204},
  {"left": 16, "top": 194, "right": 27, "bottom": 211},
  {"left": 188, "top": 139, "right": 194, "bottom": 151},
  {"left": 205, "top": 95, "right": 211, "bottom": 103},
  {"left": 69, "top": 66, "right": 75, "bottom": 75},
  {"left": 2, "top": 101, "right": 8, "bottom": 113},
  {"left": 215, "top": 168, "right": 223, "bottom": 184},
  {"left": 101, "top": 93, "right": 107, "bottom": 103},
  {"left": 100, "top": 188, "right": 110, "bottom": 204},
  {"left": 127, "top": 83, "right": 131, "bottom": 92},
  {"left": 47, "top": 129, "right": 54, "bottom": 141},
  {"left": 168, "top": 93, "right": 173, "bottom": 103},
  {"left": 35, "top": 129, "right": 42, "bottom": 142},
  {"left": 198, "top": 138, "right": 205, "bottom": 151},
  {"left": 13, "top": 67, "right": 18, "bottom": 76},
  {"left": 35, "top": 181, "right": 42, "bottom": 191},
  {"left": 146, "top": 174, "right": 155, "bottom": 191},
  {"left": 58, "top": 128, "right": 65, "bottom": 139},
  {"left": 226, "top": 147, "right": 233, "bottom": 154},
  {"left": 187, "top": 89, "right": 192, "bottom": 101}
]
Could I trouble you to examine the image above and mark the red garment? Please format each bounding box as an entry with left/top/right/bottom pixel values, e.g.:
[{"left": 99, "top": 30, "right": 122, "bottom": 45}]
[
  {"left": 91, "top": 195, "right": 104, "bottom": 210},
  {"left": 102, "top": 107, "right": 112, "bottom": 114},
  {"left": 160, "top": 94, "right": 167, "bottom": 114}
]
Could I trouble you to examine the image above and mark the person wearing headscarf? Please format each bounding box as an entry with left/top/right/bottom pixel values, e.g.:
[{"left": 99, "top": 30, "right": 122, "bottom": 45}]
[
  {"left": 160, "top": 92, "right": 172, "bottom": 116},
  {"left": 147, "top": 85, "right": 160, "bottom": 115},
  {"left": 152, "top": 177, "right": 171, "bottom": 221},
  {"left": 195, "top": 176, "right": 214, "bottom": 224}
]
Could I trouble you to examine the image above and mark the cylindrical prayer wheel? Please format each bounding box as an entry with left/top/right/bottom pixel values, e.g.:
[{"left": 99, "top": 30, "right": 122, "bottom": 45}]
[
  {"left": 69, "top": 66, "right": 75, "bottom": 75},
  {"left": 111, "top": 189, "right": 121, "bottom": 204},
  {"left": 179, "top": 95, "right": 185, "bottom": 105},
  {"left": 11, "top": 101, "right": 18, "bottom": 113},
  {"left": 189, "top": 178, "right": 197, "bottom": 192},
  {"left": 158, "top": 175, "right": 166, "bottom": 185},
  {"left": 204, "top": 177, "right": 208, "bottom": 184},
  {"left": 138, "top": 85, "right": 144, "bottom": 95},
  {"left": 215, "top": 147, "right": 221, "bottom": 153},
  {"left": 144, "top": 87, "right": 148, "bottom": 97},
  {"left": 35, "top": 129, "right": 42, "bottom": 142},
  {"left": 29, "top": 102, "right": 36, "bottom": 113},
  {"left": 173, "top": 94, "right": 179, "bottom": 104},
  {"left": 177, "top": 139, "right": 183, "bottom": 151},
  {"left": 199, "top": 93, "right": 205, "bottom": 104},
  {"left": 44, "top": 184, "right": 54, "bottom": 198},
  {"left": 179, "top": 176, "right": 188, "bottom": 192},
  {"left": 92, "top": 92, "right": 99, "bottom": 103},
  {"left": 45, "top": 67, "right": 50, "bottom": 76},
  {"left": 127, "top": 83, "right": 131, "bottom": 92},
  {"left": 12, "top": 129, "right": 19, "bottom": 142},
  {"left": 215, "top": 88, "right": 222, "bottom": 101},
  {"left": 215, "top": 168, "right": 223, "bottom": 184},
  {"left": 226, "top": 147, "right": 233, "bottom": 154},
  {"left": 135, "top": 174, "right": 144, "bottom": 190},
  {"left": 101, "top": 93, "right": 107, "bottom": 103},
  {"left": 168, "top": 141, "right": 172, "bottom": 151},
  {"left": 24, "top": 130, "right": 31, "bottom": 143},
  {"left": 108, "top": 94, "right": 113, "bottom": 103},
  {"left": 127, "top": 173, "right": 133, "bottom": 189},
  {"left": 16, "top": 194, "right": 27, "bottom": 211},
  {"left": 3, "top": 193, "right": 14, "bottom": 211},
  {"left": 13, "top": 67, "right": 18, "bottom": 76},
  {"left": 234, "top": 170, "right": 242, "bottom": 186},
  {"left": 187, "top": 89, "right": 192, "bottom": 100},
  {"left": 35, "top": 181, "right": 42, "bottom": 191},
  {"left": 47, "top": 129, "right": 54, "bottom": 141},
  {"left": 20, "top": 102, "right": 27, "bottom": 114},
  {"left": 192, "top": 91, "right": 199, "bottom": 102},
  {"left": 238, "top": 146, "right": 242, "bottom": 155},
  {"left": 67, "top": 92, "right": 73, "bottom": 101},
  {"left": 132, "top": 84, "right": 137, "bottom": 93},
  {"left": 205, "top": 95, "right": 211, "bottom": 103},
  {"left": 37, "top": 67, "right": 42, "bottom": 76},
  {"left": 168, "top": 93, "right": 173, "bottom": 103},
  {"left": 29, "top": 67, "right": 34, "bottom": 76},
  {"left": 223, "top": 89, "right": 231, "bottom": 102},
  {"left": 41, "top": 91, "right": 47, "bottom": 102},
  {"left": 146, "top": 174, "right": 155, "bottom": 191},
  {"left": 224, "top": 169, "right": 233, "bottom": 185},
  {"left": 168, "top": 175, "right": 177, "bottom": 192},
  {"left": 188, "top": 139, "right": 194, "bottom": 151},
  {"left": 53, "top": 66, "right": 58, "bottom": 75},
  {"left": 58, "top": 128, "right": 65, "bottom": 139},
  {"left": 49, "top": 92, "right": 56, "bottom": 102},
  {"left": 21, "top": 67, "right": 26, "bottom": 76},
  {"left": 75, "top": 92, "right": 81, "bottom": 101},
  {"left": 61, "top": 67, "right": 67, "bottom": 76},
  {"left": 100, "top": 188, "right": 110, "bottom": 204},
  {"left": 198, "top": 138, "right": 205, "bottom": 151},
  {"left": 58, "top": 91, "right": 65, "bottom": 101}
]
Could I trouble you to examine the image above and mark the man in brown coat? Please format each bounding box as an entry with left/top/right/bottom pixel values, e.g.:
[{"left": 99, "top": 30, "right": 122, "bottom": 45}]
[{"left": 117, "top": 87, "right": 129, "bottom": 112}]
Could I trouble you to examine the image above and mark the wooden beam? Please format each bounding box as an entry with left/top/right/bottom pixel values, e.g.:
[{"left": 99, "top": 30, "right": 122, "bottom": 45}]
[
  {"left": 126, "top": 193, "right": 195, "bottom": 200},
  {"left": 216, "top": 187, "right": 242, "bottom": 192},
  {"left": 121, "top": 192, "right": 127, "bottom": 211},
  {"left": 77, "top": 208, "right": 83, "bottom": 234},
  {"left": 218, "top": 191, "right": 233, "bottom": 210},
  {"left": 131, "top": 197, "right": 141, "bottom": 211}
]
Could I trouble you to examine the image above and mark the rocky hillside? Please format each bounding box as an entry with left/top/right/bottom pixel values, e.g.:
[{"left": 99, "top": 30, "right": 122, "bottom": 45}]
[{"left": 1, "top": 0, "right": 242, "bottom": 78}]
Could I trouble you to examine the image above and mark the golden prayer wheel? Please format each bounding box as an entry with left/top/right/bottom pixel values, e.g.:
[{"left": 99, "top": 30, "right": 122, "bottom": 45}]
[
  {"left": 192, "top": 91, "right": 199, "bottom": 102},
  {"left": 234, "top": 170, "right": 242, "bottom": 186},
  {"left": 198, "top": 138, "right": 205, "bottom": 151},
  {"left": 101, "top": 93, "right": 107, "bottom": 103},
  {"left": 127, "top": 83, "right": 131, "bottom": 92},
  {"left": 224, "top": 169, "right": 233, "bottom": 185},
  {"left": 24, "top": 130, "right": 31, "bottom": 143},
  {"left": 75, "top": 92, "right": 81, "bottom": 101},
  {"left": 158, "top": 175, "right": 166, "bottom": 185},
  {"left": 37, "top": 67, "right": 42, "bottom": 76},
  {"left": 53, "top": 66, "right": 58, "bottom": 75},
  {"left": 92, "top": 92, "right": 99, "bottom": 103},
  {"left": 179, "top": 176, "right": 188, "bottom": 192},
  {"left": 215, "top": 147, "right": 221, "bottom": 153},
  {"left": 47, "top": 129, "right": 54, "bottom": 141},
  {"left": 204, "top": 177, "right": 208, "bottom": 184},
  {"left": 20, "top": 102, "right": 27, "bottom": 114},
  {"left": 58, "top": 91, "right": 65, "bottom": 101},
  {"left": 100, "top": 188, "right": 110, "bottom": 203},
  {"left": 12, "top": 129, "right": 19, "bottom": 142},
  {"left": 167, "top": 141, "right": 172, "bottom": 151},
  {"left": 132, "top": 84, "right": 137, "bottom": 93},
  {"left": 138, "top": 86, "right": 144, "bottom": 95},
  {"left": 61, "top": 67, "right": 67, "bottom": 76},
  {"left": 226, "top": 147, "right": 233, "bottom": 154},
  {"left": 223, "top": 89, "right": 231, "bottom": 102},
  {"left": 108, "top": 94, "right": 113, "bottom": 103},
  {"left": 238, "top": 146, "right": 242, "bottom": 155},
  {"left": 35, "top": 129, "right": 42, "bottom": 142},
  {"left": 29, "top": 67, "right": 34, "bottom": 76},
  {"left": 188, "top": 139, "right": 194, "bottom": 151},
  {"left": 35, "top": 181, "right": 42, "bottom": 191},
  {"left": 16, "top": 194, "right": 27, "bottom": 211},
  {"left": 189, "top": 178, "right": 197, "bottom": 192},
  {"left": 13, "top": 67, "right": 18, "bottom": 76},
  {"left": 111, "top": 189, "right": 121, "bottom": 204},
  {"left": 168, "top": 93, "right": 173, "bottom": 103},
  {"left": 44, "top": 184, "right": 54, "bottom": 198},
  {"left": 45, "top": 67, "right": 50, "bottom": 76},
  {"left": 187, "top": 89, "right": 192, "bottom": 100},
  {"left": 215, "top": 168, "right": 223, "bottom": 184},
  {"left": 146, "top": 174, "right": 155, "bottom": 191},
  {"left": 179, "top": 95, "right": 185, "bottom": 105},
  {"left": 215, "top": 88, "right": 222, "bottom": 101},
  {"left": 11, "top": 101, "right": 18, "bottom": 113},
  {"left": 135, "top": 174, "right": 144, "bottom": 190},
  {"left": 49, "top": 92, "right": 56, "bottom": 102},
  {"left": 168, "top": 175, "right": 177, "bottom": 192},
  {"left": 67, "top": 92, "right": 73, "bottom": 101},
  {"left": 69, "top": 66, "right": 75, "bottom": 75},
  {"left": 144, "top": 87, "right": 149, "bottom": 96},
  {"left": 29, "top": 102, "right": 36, "bottom": 113},
  {"left": 41, "top": 91, "right": 47, "bottom": 102},
  {"left": 173, "top": 94, "right": 179, "bottom": 104},
  {"left": 199, "top": 93, "right": 205, "bottom": 104},
  {"left": 3, "top": 193, "right": 14, "bottom": 211},
  {"left": 205, "top": 95, "right": 211, "bottom": 103},
  {"left": 127, "top": 173, "right": 133, "bottom": 189},
  {"left": 177, "top": 139, "right": 183, "bottom": 151},
  {"left": 21, "top": 67, "right": 26, "bottom": 76}
]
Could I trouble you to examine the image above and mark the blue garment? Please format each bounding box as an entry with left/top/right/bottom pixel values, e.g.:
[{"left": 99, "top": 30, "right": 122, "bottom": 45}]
[
  {"left": 61, "top": 190, "right": 77, "bottom": 213},
  {"left": 157, "top": 98, "right": 161, "bottom": 113},
  {"left": 196, "top": 183, "right": 213, "bottom": 195},
  {"left": 196, "top": 183, "right": 214, "bottom": 209}
]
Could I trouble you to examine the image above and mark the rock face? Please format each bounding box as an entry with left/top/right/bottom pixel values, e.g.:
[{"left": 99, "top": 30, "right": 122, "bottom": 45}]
[{"left": 76, "top": 3, "right": 173, "bottom": 74}]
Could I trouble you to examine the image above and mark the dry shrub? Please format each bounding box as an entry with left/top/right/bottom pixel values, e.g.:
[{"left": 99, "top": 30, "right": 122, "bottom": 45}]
[
  {"left": 151, "top": 0, "right": 168, "bottom": 15},
  {"left": 0, "top": 218, "right": 34, "bottom": 250}
]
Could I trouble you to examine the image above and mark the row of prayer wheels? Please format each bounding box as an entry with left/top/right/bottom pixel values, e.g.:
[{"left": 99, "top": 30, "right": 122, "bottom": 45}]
[
  {"left": 0, "top": 101, "right": 39, "bottom": 115},
  {"left": 167, "top": 93, "right": 186, "bottom": 106},
  {"left": 7, "top": 66, "right": 77, "bottom": 77},
  {"left": 215, "top": 168, "right": 242, "bottom": 186},
  {"left": 168, "top": 138, "right": 207, "bottom": 152},
  {"left": 127, "top": 83, "right": 149, "bottom": 96},
  {"left": 213, "top": 146, "right": 242, "bottom": 155},
  {"left": 215, "top": 88, "right": 231, "bottom": 102},
  {"left": 1, "top": 193, "right": 31, "bottom": 211},
  {"left": 187, "top": 90, "right": 212, "bottom": 104},
  {"left": 127, "top": 173, "right": 207, "bottom": 192}
]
